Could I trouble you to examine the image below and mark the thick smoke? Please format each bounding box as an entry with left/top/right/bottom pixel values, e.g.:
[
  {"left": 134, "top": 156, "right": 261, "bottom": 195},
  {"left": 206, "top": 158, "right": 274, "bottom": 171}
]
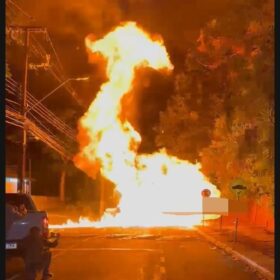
[
  {"left": 21, "top": 0, "right": 233, "bottom": 64},
  {"left": 18, "top": 0, "right": 234, "bottom": 149},
  {"left": 22, "top": 0, "right": 122, "bottom": 39}
]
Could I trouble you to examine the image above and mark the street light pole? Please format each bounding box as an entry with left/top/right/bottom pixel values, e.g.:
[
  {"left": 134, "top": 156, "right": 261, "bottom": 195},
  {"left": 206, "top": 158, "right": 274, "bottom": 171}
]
[
  {"left": 9, "top": 26, "right": 88, "bottom": 193},
  {"left": 231, "top": 184, "right": 246, "bottom": 242},
  {"left": 18, "top": 29, "right": 30, "bottom": 193},
  {"left": 8, "top": 26, "right": 47, "bottom": 193},
  {"left": 24, "top": 76, "right": 88, "bottom": 198},
  {"left": 28, "top": 158, "right": 32, "bottom": 194},
  {"left": 99, "top": 172, "right": 105, "bottom": 218},
  {"left": 234, "top": 192, "right": 240, "bottom": 242},
  {"left": 26, "top": 77, "right": 89, "bottom": 113}
]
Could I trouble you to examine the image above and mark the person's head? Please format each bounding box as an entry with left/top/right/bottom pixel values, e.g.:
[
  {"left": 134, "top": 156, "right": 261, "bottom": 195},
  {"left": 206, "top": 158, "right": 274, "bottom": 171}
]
[
  {"left": 29, "top": 227, "right": 41, "bottom": 238},
  {"left": 19, "top": 204, "right": 26, "bottom": 210}
]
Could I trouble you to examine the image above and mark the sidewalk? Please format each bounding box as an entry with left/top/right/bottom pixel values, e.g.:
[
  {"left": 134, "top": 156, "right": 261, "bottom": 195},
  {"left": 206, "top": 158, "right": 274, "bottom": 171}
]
[{"left": 197, "top": 219, "right": 274, "bottom": 279}]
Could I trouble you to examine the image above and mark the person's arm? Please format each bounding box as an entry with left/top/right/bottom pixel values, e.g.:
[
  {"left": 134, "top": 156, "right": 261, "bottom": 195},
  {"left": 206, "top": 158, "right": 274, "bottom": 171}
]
[
  {"left": 44, "top": 237, "right": 58, "bottom": 248},
  {"left": 19, "top": 205, "right": 28, "bottom": 215},
  {"left": 11, "top": 208, "right": 24, "bottom": 219}
]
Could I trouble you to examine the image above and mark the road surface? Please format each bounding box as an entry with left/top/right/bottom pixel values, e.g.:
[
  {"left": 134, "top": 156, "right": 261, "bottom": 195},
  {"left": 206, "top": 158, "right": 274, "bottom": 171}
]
[{"left": 6, "top": 227, "right": 262, "bottom": 280}]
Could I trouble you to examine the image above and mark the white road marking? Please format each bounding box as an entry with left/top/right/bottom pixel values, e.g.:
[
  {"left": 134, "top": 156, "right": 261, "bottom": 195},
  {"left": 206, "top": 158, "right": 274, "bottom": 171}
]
[
  {"left": 138, "top": 267, "right": 144, "bottom": 280},
  {"left": 160, "top": 256, "right": 165, "bottom": 263},
  {"left": 52, "top": 236, "right": 91, "bottom": 259},
  {"left": 106, "top": 234, "right": 132, "bottom": 238},
  {"left": 52, "top": 247, "right": 161, "bottom": 253}
]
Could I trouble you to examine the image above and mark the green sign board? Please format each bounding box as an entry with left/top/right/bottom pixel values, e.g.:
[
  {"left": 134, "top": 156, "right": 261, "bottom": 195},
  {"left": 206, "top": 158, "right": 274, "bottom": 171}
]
[{"left": 230, "top": 179, "right": 247, "bottom": 199}]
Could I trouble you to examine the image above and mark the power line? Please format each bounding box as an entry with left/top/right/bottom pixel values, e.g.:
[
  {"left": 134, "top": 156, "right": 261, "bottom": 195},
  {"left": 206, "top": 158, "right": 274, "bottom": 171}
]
[
  {"left": 45, "top": 32, "right": 65, "bottom": 74},
  {"left": 6, "top": 97, "right": 72, "bottom": 158},
  {"left": 7, "top": 0, "right": 34, "bottom": 21},
  {"left": 6, "top": 77, "right": 77, "bottom": 140},
  {"left": 6, "top": 107, "right": 74, "bottom": 159},
  {"left": 6, "top": 1, "right": 84, "bottom": 107},
  {"left": 27, "top": 93, "right": 76, "bottom": 136},
  {"left": 6, "top": 79, "right": 77, "bottom": 147},
  {"left": 5, "top": 1, "right": 81, "bottom": 182}
]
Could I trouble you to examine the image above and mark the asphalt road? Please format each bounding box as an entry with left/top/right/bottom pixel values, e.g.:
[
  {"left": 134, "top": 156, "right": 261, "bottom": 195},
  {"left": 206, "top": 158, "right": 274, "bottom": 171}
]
[{"left": 6, "top": 227, "right": 262, "bottom": 280}]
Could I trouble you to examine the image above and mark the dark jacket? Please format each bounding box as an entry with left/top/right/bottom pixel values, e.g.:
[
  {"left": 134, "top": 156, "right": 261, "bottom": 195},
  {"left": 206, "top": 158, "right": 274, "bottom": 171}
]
[{"left": 21, "top": 234, "right": 58, "bottom": 264}]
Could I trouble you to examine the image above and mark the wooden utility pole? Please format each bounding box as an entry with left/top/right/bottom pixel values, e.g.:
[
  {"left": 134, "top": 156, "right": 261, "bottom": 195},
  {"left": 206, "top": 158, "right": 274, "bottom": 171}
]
[
  {"left": 99, "top": 172, "right": 105, "bottom": 218},
  {"left": 59, "top": 160, "right": 67, "bottom": 202},
  {"left": 18, "top": 28, "right": 29, "bottom": 193},
  {"left": 28, "top": 158, "right": 32, "bottom": 194},
  {"left": 7, "top": 26, "right": 47, "bottom": 193}
]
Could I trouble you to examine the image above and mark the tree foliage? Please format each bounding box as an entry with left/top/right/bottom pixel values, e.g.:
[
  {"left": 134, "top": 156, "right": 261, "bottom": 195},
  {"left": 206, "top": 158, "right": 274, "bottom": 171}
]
[{"left": 156, "top": 0, "right": 274, "bottom": 203}]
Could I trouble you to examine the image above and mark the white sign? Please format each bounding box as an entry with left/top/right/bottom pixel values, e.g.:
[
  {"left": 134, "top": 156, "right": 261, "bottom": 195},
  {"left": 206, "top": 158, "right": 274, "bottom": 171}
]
[
  {"left": 202, "top": 197, "right": 228, "bottom": 215},
  {"left": 6, "top": 243, "right": 17, "bottom": 249}
]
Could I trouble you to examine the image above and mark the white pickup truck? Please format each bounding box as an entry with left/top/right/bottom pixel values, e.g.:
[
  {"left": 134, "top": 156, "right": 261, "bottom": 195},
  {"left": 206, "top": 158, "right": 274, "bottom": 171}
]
[{"left": 6, "top": 193, "right": 51, "bottom": 257}]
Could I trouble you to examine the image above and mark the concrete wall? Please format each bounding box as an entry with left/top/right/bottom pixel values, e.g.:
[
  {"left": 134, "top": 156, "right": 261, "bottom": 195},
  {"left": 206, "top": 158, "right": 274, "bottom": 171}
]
[
  {"left": 248, "top": 196, "right": 274, "bottom": 232},
  {"left": 32, "top": 195, "right": 64, "bottom": 211},
  {"left": 220, "top": 196, "right": 274, "bottom": 233}
]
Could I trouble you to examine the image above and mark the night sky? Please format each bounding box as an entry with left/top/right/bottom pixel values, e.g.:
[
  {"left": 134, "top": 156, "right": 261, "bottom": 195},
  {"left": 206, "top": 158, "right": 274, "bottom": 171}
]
[
  {"left": 13, "top": 0, "right": 234, "bottom": 146},
  {"left": 18, "top": 0, "right": 232, "bottom": 102},
  {"left": 7, "top": 0, "right": 235, "bottom": 196}
]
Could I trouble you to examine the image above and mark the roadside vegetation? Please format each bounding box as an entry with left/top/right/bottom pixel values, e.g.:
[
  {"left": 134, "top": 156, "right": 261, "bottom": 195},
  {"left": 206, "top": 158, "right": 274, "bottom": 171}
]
[{"left": 155, "top": 0, "right": 274, "bottom": 206}]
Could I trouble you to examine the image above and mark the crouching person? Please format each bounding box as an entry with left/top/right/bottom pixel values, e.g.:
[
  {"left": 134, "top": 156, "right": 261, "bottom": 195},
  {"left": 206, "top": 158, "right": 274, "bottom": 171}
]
[{"left": 21, "top": 227, "right": 58, "bottom": 280}]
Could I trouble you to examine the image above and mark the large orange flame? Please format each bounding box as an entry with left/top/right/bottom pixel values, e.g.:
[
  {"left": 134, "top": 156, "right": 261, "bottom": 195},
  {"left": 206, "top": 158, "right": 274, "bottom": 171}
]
[{"left": 50, "top": 22, "right": 220, "bottom": 229}]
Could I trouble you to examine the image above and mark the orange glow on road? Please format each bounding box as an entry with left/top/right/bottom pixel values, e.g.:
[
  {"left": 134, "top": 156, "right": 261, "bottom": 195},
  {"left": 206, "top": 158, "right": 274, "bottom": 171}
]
[{"left": 50, "top": 22, "right": 220, "bottom": 229}]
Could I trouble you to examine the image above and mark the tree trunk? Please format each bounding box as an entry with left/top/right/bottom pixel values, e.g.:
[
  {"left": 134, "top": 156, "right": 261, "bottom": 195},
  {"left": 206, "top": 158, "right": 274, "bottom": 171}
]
[{"left": 98, "top": 172, "right": 105, "bottom": 218}]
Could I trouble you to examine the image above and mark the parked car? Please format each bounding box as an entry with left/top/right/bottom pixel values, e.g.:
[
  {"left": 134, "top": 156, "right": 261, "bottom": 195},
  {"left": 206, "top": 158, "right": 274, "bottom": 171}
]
[{"left": 5, "top": 193, "right": 58, "bottom": 257}]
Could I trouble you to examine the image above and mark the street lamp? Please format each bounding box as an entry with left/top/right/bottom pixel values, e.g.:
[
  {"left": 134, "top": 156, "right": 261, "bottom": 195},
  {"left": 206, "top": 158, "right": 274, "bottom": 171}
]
[{"left": 26, "top": 76, "right": 89, "bottom": 113}]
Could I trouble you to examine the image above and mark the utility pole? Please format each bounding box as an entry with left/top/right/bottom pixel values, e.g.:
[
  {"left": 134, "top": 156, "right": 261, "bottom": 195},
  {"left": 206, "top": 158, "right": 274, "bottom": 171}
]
[
  {"left": 18, "top": 28, "right": 29, "bottom": 193},
  {"left": 28, "top": 158, "right": 32, "bottom": 194},
  {"left": 59, "top": 159, "right": 67, "bottom": 202},
  {"left": 7, "top": 26, "right": 47, "bottom": 192},
  {"left": 99, "top": 172, "right": 105, "bottom": 218}
]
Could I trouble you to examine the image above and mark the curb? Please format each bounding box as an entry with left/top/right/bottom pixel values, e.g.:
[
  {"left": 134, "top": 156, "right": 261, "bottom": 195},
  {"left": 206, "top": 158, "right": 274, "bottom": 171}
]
[{"left": 196, "top": 228, "right": 274, "bottom": 280}]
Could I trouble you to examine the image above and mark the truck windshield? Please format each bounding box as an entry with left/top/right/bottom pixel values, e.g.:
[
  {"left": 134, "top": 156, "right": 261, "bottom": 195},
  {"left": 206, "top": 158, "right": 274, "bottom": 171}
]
[{"left": 5, "top": 194, "right": 36, "bottom": 211}]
